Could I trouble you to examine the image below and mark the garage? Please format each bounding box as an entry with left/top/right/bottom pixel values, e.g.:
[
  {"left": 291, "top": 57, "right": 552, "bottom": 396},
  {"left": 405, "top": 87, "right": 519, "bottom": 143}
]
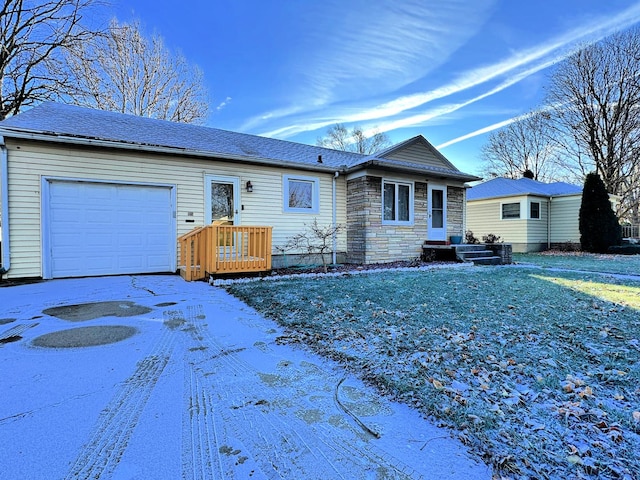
[{"left": 44, "top": 180, "right": 175, "bottom": 278}]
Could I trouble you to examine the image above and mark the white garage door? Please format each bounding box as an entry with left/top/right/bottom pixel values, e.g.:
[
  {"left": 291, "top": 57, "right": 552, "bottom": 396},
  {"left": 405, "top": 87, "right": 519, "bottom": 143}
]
[{"left": 46, "top": 181, "right": 175, "bottom": 278}]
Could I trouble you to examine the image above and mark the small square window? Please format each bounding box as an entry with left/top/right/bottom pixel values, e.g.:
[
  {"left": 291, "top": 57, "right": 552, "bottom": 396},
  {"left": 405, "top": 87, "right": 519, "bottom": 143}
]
[
  {"left": 530, "top": 202, "right": 540, "bottom": 219},
  {"left": 502, "top": 202, "right": 520, "bottom": 219},
  {"left": 283, "top": 175, "right": 319, "bottom": 213},
  {"left": 288, "top": 179, "right": 313, "bottom": 209}
]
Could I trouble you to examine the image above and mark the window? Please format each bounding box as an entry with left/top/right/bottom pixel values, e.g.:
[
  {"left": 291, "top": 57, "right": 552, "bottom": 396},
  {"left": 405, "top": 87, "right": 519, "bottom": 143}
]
[
  {"left": 382, "top": 180, "right": 413, "bottom": 224},
  {"left": 530, "top": 201, "right": 540, "bottom": 219},
  {"left": 283, "top": 175, "right": 319, "bottom": 213},
  {"left": 501, "top": 202, "right": 521, "bottom": 219}
]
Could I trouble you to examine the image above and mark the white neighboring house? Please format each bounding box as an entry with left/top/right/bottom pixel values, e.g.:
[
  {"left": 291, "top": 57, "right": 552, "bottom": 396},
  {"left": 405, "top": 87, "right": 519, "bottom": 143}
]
[{"left": 466, "top": 177, "right": 584, "bottom": 253}]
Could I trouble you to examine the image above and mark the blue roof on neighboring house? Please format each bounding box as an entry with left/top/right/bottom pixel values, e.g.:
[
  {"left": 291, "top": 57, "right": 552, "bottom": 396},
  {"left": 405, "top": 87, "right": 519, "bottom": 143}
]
[
  {"left": 467, "top": 177, "right": 582, "bottom": 201},
  {"left": 0, "top": 102, "right": 480, "bottom": 181}
]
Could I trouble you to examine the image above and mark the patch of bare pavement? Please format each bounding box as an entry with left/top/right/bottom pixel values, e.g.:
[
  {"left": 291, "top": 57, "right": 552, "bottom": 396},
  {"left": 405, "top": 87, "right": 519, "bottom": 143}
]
[{"left": 0, "top": 275, "right": 492, "bottom": 479}]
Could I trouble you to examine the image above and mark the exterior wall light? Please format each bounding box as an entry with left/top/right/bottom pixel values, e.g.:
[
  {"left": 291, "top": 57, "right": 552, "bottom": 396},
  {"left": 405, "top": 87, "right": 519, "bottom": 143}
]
[{"left": 246, "top": 181, "right": 253, "bottom": 192}]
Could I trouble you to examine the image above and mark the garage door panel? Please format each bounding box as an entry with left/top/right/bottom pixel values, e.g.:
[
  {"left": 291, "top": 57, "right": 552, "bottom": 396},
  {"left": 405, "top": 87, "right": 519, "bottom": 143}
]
[
  {"left": 85, "top": 232, "right": 114, "bottom": 247},
  {"left": 47, "top": 181, "right": 174, "bottom": 278},
  {"left": 120, "top": 212, "right": 144, "bottom": 224},
  {"left": 118, "top": 256, "right": 144, "bottom": 269}
]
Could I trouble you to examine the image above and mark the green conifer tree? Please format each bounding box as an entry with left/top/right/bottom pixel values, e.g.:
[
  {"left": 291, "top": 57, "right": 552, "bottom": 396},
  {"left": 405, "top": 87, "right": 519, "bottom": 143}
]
[{"left": 579, "top": 173, "right": 622, "bottom": 253}]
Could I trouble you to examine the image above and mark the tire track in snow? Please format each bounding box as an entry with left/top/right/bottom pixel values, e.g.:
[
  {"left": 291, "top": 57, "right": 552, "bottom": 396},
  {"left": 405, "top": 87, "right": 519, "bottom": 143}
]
[
  {"left": 182, "top": 304, "right": 266, "bottom": 480},
  {"left": 64, "top": 319, "right": 175, "bottom": 480},
  {"left": 182, "top": 363, "right": 227, "bottom": 480},
  {"left": 183, "top": 304, "right": 421, "bottom": 479},
  {"left": 0, "top": 322, "right": 38, "bottom": 342}
]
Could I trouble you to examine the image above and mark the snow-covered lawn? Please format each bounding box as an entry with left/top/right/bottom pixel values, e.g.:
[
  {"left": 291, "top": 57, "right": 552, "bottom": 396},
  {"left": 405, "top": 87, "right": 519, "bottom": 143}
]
[
  {"left": 514, "top": 251, "right": 640, "bottom": 276},
  {"left": 227, "top": 265, "right": 640, "bottom": 479}
]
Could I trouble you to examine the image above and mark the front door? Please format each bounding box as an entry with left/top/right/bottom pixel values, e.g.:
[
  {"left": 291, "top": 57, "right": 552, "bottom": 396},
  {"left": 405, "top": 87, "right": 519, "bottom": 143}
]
[
  {"left": 205, "top": 175, "right": 240, "bottom": 224},
  {"left": 428, "top": 184, "right": 447, "bottom": 241}
]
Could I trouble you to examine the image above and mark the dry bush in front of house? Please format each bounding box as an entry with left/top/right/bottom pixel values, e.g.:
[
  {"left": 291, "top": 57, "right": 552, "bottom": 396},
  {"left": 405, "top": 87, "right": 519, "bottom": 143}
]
[
  {"left": 482, "top": 233, "right": 502, "bottom": 244},
  {"left": 465, "top": 230, "right": 480, "bottom": 244},
  {"left": 285, "top": 219, "right": 343, "bottom": 273}
]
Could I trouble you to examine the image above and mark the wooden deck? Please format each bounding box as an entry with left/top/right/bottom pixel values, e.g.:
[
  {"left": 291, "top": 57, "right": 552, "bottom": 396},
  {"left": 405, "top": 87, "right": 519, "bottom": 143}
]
[{"left": 178, "top": 225, "right": 273, "bottom": 281}]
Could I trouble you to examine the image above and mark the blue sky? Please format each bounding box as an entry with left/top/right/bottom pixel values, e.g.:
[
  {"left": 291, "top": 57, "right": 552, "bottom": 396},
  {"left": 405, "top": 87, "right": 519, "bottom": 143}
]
[{"left": 111, "top": 0, "right": 640, "bottom": 175}]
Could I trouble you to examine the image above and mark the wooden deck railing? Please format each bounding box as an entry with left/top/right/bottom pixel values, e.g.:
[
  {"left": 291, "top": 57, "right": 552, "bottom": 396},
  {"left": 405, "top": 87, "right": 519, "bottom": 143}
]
[{"left": 178, "top": 225, "right": 273, "bottom": 281}]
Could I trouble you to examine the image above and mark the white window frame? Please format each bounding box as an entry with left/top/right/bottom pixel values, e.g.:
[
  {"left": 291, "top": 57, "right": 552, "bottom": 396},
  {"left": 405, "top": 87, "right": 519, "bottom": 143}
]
[
  {"left": 501, "top": 201, "right": 521, "bottom": 220},
  {"left": 529, "top": 201, "right": 541, "bottom": 220},
  {"left": 382, "top": 179, "right": 414, "bottom": 225},
  {"left": 283, "top": 174, "right": 320, "bottom": 213}
]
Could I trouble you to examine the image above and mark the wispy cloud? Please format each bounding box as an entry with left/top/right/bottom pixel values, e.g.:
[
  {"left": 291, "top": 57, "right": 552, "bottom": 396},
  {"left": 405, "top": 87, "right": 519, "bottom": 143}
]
[
  {"left": 436, "top": 118, "right": 520, "bottom": 150},
  {"left": 258, "top": 1, "right": 640, "bottom": 140},
  {"left": 216, "top": 97, "right": 232, "bottom": 111},
  {"left": 296, "top": 0, "right": 497, "bottom": 105},
  {"left": 242, "top": 0, "right": 496, "bottom": 131}
]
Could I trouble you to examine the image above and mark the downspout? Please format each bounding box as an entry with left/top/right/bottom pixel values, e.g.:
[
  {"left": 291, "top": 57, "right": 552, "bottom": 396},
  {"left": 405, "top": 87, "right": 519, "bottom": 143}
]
[
  {"left": 547, "top": 197, "right": 552, "bottom": 250},
  {"left": 0, "top": 136, "right": 10, "bottom": 276},
  {"left": 332, "top": 171, "right": 339, "bottom": 265}
]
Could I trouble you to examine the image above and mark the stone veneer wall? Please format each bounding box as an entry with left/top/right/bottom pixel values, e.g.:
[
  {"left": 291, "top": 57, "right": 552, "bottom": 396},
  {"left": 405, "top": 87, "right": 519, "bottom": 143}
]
[
  {"left": 346, "top": 176, "right": 369, "bottom": 264},
  {"left": 446, "top": 186, "right": 465, "bottom": 240},
  {"left": 347, "top": 176, "right": 428, "bottom": 264},
  {"left": 486, "top": 243, "right": 513, "bottom": 264}
]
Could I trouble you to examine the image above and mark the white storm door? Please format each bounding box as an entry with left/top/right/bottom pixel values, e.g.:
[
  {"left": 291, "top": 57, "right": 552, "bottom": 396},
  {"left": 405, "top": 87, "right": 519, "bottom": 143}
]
[
  {"left": 428, "top": 184, "right": 447, "bottom": 241},
  {"left": 205, "top": 175, "right": 241, "bottom": 224}
]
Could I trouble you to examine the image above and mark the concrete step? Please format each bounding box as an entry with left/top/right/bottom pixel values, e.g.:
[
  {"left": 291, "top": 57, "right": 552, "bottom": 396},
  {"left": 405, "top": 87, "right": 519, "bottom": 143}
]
[
  {"left": 452, "top": 244, "right": 489, "bottom": 252},
  {"left": 470, "top": 256, "right": 502, "bottom": 266},
  {"left": 457, "top": 250, "right": 494, "bottom": 259},
  {"left": 421, "top": 243, "right": 506, "bottom": 265}
]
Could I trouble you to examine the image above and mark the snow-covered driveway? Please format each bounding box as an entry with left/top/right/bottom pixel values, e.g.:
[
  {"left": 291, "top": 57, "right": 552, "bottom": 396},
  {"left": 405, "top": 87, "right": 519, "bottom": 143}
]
[{"left": 0, "top": 275, "right": 491, "bottom": 479}]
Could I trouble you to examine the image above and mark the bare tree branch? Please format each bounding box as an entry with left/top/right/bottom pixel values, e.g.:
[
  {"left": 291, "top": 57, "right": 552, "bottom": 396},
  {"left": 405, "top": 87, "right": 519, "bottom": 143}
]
[
  {"left": 480, "top": 111, "right": 562, "bottom": 182},
  {"left": 0, "top": 0, "right": 99, "bottom": 120},
  {"left": 317, "top": 123, "right": 391, "bottom": 154},
  {"left": 61, "top": 19, "right": 209, "bottom": 124},
  {"left": 546, "top": 27, "right": 640, "bottom": 220}
]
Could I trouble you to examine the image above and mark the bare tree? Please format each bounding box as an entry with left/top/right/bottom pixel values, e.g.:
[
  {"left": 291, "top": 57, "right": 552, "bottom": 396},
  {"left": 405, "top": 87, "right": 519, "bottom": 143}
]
[
  {"left": 63, "top": 19, "right": 209, "bottom": 123},
  {"left": 546, "top": 28, "right": 640, "bottom": 218},
  {"left": 0, "top": 0, "right": 98, "bottom": 120},
  {"left": 480, "top": 111, "right": 561, "bottom": 182},
  {"left": 285, "top": 219, "right": 343, "bottom": 273},
  {"left": 317, "top": 123, "right": 391, "bottom": 154}
]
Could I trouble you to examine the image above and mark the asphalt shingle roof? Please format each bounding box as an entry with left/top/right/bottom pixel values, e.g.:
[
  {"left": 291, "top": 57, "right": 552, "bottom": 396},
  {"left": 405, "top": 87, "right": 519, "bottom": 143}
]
[
  {"left": 467, "top": 177, "right": 582, "bottom": 200},
  {"left": 0, "top": 102, "right": 361, "bottom": 169},
  {"left": 0, "top": 103, "right": 479, "bottom": 181}
]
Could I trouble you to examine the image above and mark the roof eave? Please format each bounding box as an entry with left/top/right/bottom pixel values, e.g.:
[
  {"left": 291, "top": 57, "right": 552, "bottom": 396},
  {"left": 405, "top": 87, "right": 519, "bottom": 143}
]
[
  {"left": 468, "top": 191, "right": 582, "bottom": 201},
  {"left": 348, "top": 159, "right": 481, "bottom": 183},
  {"left": 0, "top": 127, "right": 346, "bottom": 174}
]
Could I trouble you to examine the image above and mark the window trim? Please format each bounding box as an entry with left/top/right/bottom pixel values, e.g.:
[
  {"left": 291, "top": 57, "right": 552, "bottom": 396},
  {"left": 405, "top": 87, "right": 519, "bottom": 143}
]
[
  {"left": 501, "top": 201, "right": 521, "bottom": 220},
  {"left": 529, "top": 201, "right": 541, "bottom": 220},
  {"left": 283, "top": 174, "right": 320, "bottom": 213},
  {"left": 382, "top": 179, "right": 414, "bottom": 225}
]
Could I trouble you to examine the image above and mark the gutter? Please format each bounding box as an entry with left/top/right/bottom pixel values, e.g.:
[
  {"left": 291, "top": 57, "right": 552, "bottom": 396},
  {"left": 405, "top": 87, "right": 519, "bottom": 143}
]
[
  {"left": 548, "top": 197, "right": 552, "bottom": 249},
  {"left": 332, "top": 171, "right": 339, "bottom": 265},
  {"left": 0, "top": 136, "right": 9, "bottom": 276}
]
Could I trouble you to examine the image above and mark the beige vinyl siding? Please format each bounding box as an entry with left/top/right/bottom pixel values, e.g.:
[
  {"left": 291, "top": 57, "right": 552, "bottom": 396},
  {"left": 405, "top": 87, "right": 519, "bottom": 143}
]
[
  {"left": 550, "top": 195, "right": 581, "bottom": 243},
  {"left": 6, "top": 140, "right": 347, "bottom": 278},
  {"left": 525, "top": 197, "right": 549, "bottom": 244},
  {"left": 466, "top": 200, "right": 500, "bottom": 239},
  {"left": 467, "top": 197, "right": 529, "bottom": 244},
  {"left": 383, "top": 143, "right": 450, "bottom": 169}
]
